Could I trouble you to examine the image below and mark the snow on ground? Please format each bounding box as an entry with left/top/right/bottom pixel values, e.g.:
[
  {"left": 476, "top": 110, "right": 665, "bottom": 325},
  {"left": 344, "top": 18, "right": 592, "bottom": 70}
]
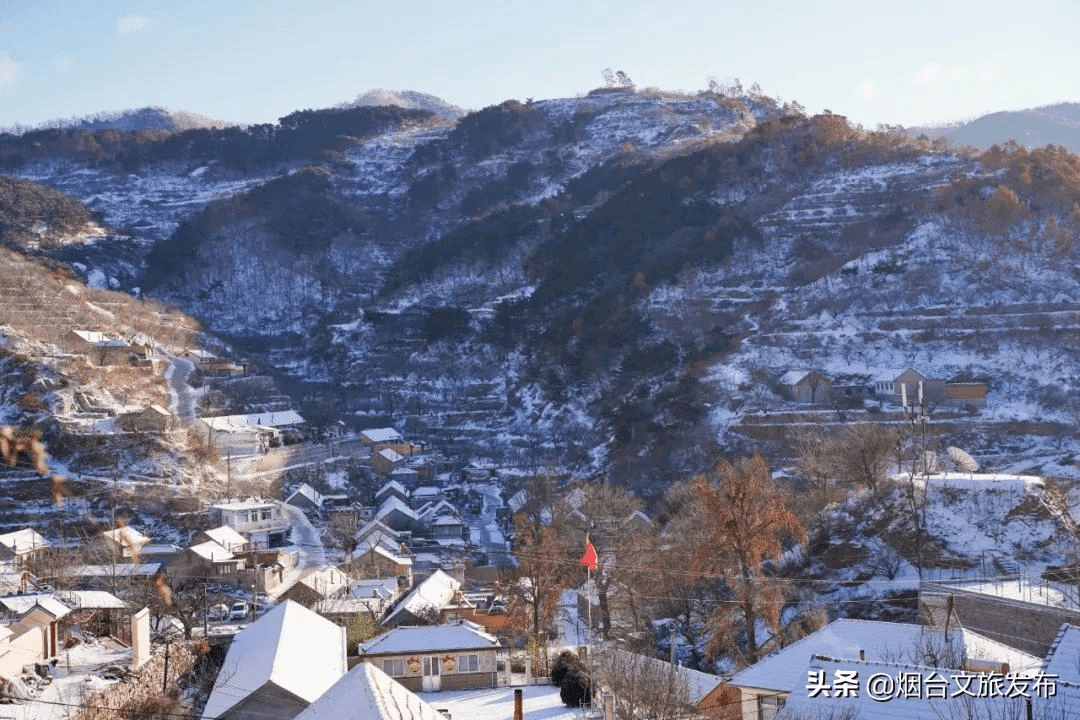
[
  {"left": 419, "top": 683, "right": 594, "bottom": 720},
  {"left": 6, "top": 638, "right": 130, "bottom": 720}
]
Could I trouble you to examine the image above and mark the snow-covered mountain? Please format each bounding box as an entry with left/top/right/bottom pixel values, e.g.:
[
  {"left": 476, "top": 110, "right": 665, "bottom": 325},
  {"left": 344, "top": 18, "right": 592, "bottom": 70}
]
[{"left": 4, "top": 88, "right": 1080, "bottom": 493}]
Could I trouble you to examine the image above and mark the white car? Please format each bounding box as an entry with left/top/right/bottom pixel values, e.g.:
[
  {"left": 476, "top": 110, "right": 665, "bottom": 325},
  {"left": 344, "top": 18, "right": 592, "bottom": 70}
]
[
  {"left": 228, "top": 601, "right": 249, "bottom": 622},
  {"left": 205, "top": 603, "right": 229, "bottom": 622}
]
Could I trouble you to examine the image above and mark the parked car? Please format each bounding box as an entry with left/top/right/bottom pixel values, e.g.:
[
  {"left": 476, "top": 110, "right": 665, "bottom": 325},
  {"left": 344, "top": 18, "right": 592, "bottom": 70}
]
[
  {"left": 228, "top": 601, "right": 249, "bottom": 621},
  {"left": 205, "top": 603, "right": 229, "bottom": 622}
]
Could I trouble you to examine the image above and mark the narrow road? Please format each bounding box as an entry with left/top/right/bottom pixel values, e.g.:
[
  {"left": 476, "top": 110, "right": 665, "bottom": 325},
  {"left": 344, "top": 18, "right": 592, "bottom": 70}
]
[{"left": 163, "top": 352, "right": 196, "bottom": 421}]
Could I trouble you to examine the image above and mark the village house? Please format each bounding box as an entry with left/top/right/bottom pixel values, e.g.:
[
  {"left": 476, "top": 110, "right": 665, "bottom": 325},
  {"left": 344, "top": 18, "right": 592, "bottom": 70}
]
[
  {"left": 390, "top": 466, "right": 420, "bottom": 486},
  {"left": 88, "top": 526, "right": 152, "bottom": 563},
  {"left": 360, "top": 427, "right": 404, "bottom": 449},
  {"left": 116, "top": 404, "right": 177, "bottom": 433},
  {"left": 0, "top": 594, "right": 71, "bottom": 659},
  {"left": 212, "top": 499, "right": 292, "bottom": 550},
  {"left": 68, "top": 330, "right": 152, "bottom": 367},
  {"left": 294, "top": 661, "right": 448, "bottom": 720},
  {"left": 0, "top": 617, "right": 44, "bottom": 678},
  {"left": 278, "top": 566, "right": 350, "bottom": 609},
  {"left": 875, "top": 367, "right": 947, "bottom": 407},
  {"left": 374, "top": 496, "right": 419, "bottom": 533},
  {"left": 778, "top": 369, "right": 832, "bottom": 404},
  {"left": 201, "top": 600, "right": 347, "bottom": 720},
  {"left": 944, "top": 380, "right": 988, "bottom": 409},
  {"left": 779, "top": 654, "right": 1061, "bottom": 719},
  {"left": 721, "top": 618, "right": 1040, "bottom": 719},
  {"left": 64, "top": 562, "right": 163, "bottom": 592},
  {"left": 381, "top": 569, "right": 473, "bottom": 628},
  {"left": 356, "top": 621, "right": 501, "bottom": 692},
  {"left": 60, "top": 590, "right": 131, "bottom": 644},
  {"left": 169, "top": 539, "right": 245, "bottom": 584},
  {"left": 195, "top": 525, "right": 251, "bottom": 555},
  {"left": 316, "top": 577, "right": 402, "bottom": 626},
  {"left": 375, "top": 480, "right": 410, "bottom": 506},
  {"left": 0, "top": 528, "right": 52, "bottom": 570},
  {"left": 181, "top": 348, "right": 217, "bottom": 365},
  {"left": 371, "top": 447, "right": 406, "bottom": 475},
  {"left": 284, "top": 482, "right": 349, "bottom": 514},
  {"left": 409, "top": 484, "right": 444, "bottom": 510}
]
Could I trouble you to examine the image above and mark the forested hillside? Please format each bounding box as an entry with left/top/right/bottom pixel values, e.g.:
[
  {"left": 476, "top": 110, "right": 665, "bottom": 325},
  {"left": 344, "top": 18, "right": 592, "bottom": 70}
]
[{"left": 4, "top": 88, "right": 1080, "bottom": 492}]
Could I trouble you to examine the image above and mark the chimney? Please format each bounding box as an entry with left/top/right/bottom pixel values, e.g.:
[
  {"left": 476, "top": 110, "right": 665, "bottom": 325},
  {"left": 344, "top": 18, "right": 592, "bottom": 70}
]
[
  {"left": 131, "top": 607, "right": 151, "bottom": 670},
  {"left": 859, "top": 649, "right": 865, "bottom": 661}
]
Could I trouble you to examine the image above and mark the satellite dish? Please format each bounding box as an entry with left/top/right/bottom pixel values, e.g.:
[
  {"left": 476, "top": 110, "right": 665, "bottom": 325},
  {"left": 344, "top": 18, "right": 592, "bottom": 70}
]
[{"left": 947, "top": 446, "right": 979, "bottom": 473}]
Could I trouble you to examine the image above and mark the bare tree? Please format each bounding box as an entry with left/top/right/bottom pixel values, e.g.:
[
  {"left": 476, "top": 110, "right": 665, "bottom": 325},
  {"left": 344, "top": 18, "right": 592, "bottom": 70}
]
[
  {"left": 691, "top": 454, "right": 806, "bottom": 665},
  {"left": 593, "top": 646, "right": 692, "bottom": 720}
]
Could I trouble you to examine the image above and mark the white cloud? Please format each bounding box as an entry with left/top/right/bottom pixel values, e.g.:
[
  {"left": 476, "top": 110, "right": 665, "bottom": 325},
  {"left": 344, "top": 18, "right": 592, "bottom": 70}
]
[
  {"left": 912, "top": 63, "right": 940, "bottom": 85},
  {"left": 857, "top": 80, "right": 877, "bottom": 99},
  {"left": 0, "top": 54, "right": 17, "bottom": 90},
  {"left": 54, "top": 54, "right": 73, "bottom": 73},
  {"left": 115, "top": 16, "right": 149, "bottom": 35}
]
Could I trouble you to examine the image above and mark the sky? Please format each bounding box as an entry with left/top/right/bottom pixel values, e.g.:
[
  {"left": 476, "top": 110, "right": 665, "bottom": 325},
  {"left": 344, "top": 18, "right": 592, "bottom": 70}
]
[{"left": 1, "top": 0, "right": 1077, "bottom": 131}]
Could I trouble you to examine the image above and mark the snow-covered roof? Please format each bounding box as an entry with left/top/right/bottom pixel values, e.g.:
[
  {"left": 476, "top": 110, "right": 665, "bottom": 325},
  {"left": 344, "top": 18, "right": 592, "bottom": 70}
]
[
  {"left": 355, "top": 519, "right": 401, "bottom": 543},
  {"left": 382, "top": 570, "right": 461, "bottom": 626},
  {"left": 375, "top": 497, "right": 416, "bottom": 522},
  {"left": 355, "top": 542, "right": 413, "bottom": 567},
  {"left": 351, "top": 578, "right": 398, "bottom": 599},
  {"left": 0, "top": 593, "right": 71, "bottom": 620},
  {"left": 360, "top": 622, "right": 498, "bottom": 656},
  {"left": 378, "top": 448, "right": 404, "bottom": 463},
  {"left": 779, "top": 369, "right": 826, "bottom": 385},
  {"left": 73, "top": 330, "right": 125, "bottom": 346},
  {"left": 730, "top": 620, "right": 964, "bottom": 692},
  {"left": 287, "top": 482, "right": 325, "bottom": 507},
  {"left": 507, "top": 489, "right": 528, "bottom": 512},
  {"left": 213, "top": 498, "right": 277, "bottom": 511},
  {"left": 203, "top": 525, "right": 249, "bottom": 550},
  {"left": 202, "top": 600, "right": 346, "bottom": 720},
  {"left": 64, "top": 590, "right": 127, "bottom": 610},
  {"left": 362, "top": 428, "right": 403, "bottom": 444},
  {"left": 295, "top": 662, "right": 446, "bottom": 720},
  {"left": 375, "top": 480, "right": 408, "bottom": 499},
  {"left": 781, "top": 655, "right": 1046, "bottom": 720},
  {"left": 101, "top": 526, "right": 150, "bottom": 552},
  {"left": 188, "top": 540, "right": 235, "bottom": 562},
  {"left": 412, "top": 485, "right": 441, "bottom": 498},
  {"left": 297, "top": 566, "right": 350, "bottom": 597},
  {"left": 1044, "top": 624, "right": 1080, "bottom": 682},
  {"left": 418, "top": 499, "right": 458, "bottom": 522},
  {"left": 315, "top": 596, "right": 387, "bottom": 616},
  {"left": 0, "top": 528, "right": 52, "bottom": 554},
  {"left": 203, "top": 410, "right": 305, "bottom": 431},
  {"left": 184, "top": 348, "right": 215, "bottom": 359},
  {"left": 141, "top": 543, "right": 180, "bottom": 556},
  {"left": 69, "top": 563, "right": 162, "bottom": 578}
]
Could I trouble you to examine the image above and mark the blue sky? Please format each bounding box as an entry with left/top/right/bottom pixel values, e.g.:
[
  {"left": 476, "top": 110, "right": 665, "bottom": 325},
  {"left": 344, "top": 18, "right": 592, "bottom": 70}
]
[{"left": 1, "top": 0, "right": 1077, "bottom": 130}]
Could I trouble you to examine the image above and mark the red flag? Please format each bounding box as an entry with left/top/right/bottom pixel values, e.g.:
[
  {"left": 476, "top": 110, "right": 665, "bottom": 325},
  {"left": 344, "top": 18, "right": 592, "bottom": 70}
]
[{"left": 580, "top": 540, "right": 598, "bottom": 571}]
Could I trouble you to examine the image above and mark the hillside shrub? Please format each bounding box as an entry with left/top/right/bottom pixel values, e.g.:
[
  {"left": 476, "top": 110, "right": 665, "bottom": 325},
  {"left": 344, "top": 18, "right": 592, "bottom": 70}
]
[{"left": 550, "top": 650, "right": 591, "bottom": 708}]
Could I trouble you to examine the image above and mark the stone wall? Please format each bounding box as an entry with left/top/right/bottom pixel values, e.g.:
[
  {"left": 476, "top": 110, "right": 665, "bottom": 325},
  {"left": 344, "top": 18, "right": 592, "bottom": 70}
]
[
  {"left": 71, "top": 641, "right": 199, "bottom": 720},
  {"left": 921, "top": 582, "right": 1080, "bottom": 658}
]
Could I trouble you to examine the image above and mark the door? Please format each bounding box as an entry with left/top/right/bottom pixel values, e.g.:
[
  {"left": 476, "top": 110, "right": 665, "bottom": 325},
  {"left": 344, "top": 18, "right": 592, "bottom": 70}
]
[{"left": 422, "top": 655, "right": 441, "bottom": 691}]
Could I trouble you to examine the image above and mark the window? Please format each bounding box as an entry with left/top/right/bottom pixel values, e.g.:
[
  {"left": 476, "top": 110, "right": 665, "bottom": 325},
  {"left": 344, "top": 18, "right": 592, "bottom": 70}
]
[
  {"left": 260, "top": 509, "right": 272, "bottom": 521},
  {"left": 757, "top": 695, "right": 785, "bottom": 720},
  {"left": 457, "top": 654, "right": 479, "bottom": 672},
  {"left": 382, "top": 658, "right": 405, "bottom": 676}
]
